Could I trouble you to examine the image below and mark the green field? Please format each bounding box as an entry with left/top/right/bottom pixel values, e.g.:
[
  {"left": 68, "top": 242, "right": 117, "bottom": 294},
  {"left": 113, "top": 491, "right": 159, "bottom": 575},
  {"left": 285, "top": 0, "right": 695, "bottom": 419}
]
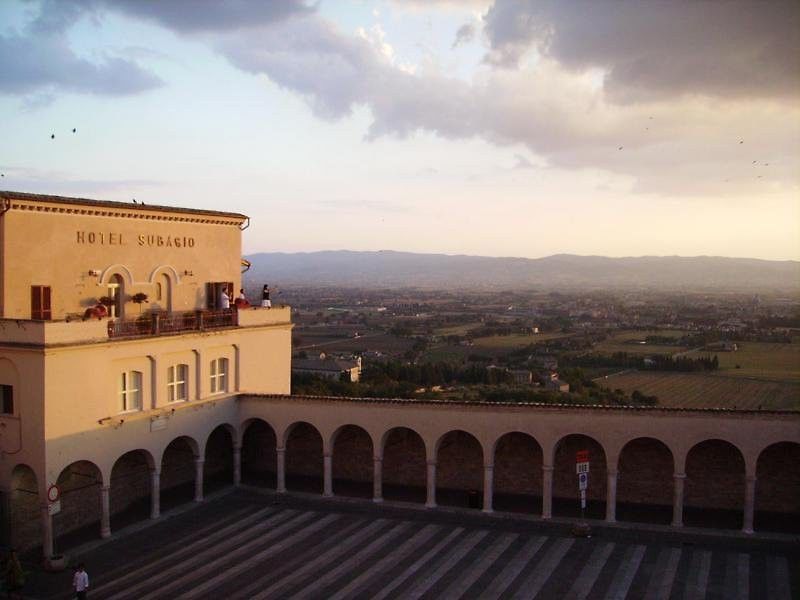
[
  {"left": 434, "top": 323, "right": 481, "bottom": 336},
  {"left": 602, "top": 371, "right": 800, "bottom": 410},
  {"left": 471, "top": 332, "right": 573, "bottom": 349},
  {"left": 593, "top": 329, "right": 690, "bottom": 356},
  {"left": 686, "top": 342, "right": 800, "bottom": 382}
]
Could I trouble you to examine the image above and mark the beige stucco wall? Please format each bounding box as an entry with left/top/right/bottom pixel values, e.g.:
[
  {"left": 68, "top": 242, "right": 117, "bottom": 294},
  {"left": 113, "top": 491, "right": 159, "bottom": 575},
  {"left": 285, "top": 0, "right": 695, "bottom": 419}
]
[
  {"left": 0, "top": 198, "right": 243, "bottom": 320},
  {"left": 237, "top": 396, "right": 800, "bottom": 475}
]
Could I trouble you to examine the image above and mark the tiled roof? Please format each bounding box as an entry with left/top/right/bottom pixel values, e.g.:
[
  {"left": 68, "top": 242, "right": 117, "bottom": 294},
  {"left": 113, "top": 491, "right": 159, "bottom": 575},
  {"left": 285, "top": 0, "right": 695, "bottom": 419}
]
[{"left": 0, "top": 190, "right": 248, "bottom": 220}]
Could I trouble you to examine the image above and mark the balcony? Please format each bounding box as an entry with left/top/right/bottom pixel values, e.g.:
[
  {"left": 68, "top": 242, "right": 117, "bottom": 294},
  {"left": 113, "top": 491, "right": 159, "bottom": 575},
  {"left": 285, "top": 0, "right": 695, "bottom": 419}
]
[
  {"left": 108, "top": 309, "right": 237, "bottom": 338},
  {"left": 0, "top": 306, "right": 290, "bottom": 346}
]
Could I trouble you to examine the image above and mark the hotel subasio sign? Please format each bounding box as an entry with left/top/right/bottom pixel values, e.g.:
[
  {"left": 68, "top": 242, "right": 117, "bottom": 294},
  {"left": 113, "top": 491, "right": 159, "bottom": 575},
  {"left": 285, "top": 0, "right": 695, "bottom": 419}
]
[{"left": 76, "top": 231, "right": 196, "bottom": 248}]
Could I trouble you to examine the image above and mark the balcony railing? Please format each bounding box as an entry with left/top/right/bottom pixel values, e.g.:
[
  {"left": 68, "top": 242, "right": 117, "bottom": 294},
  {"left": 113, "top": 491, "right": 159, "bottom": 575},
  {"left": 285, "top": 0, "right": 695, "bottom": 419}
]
[{"left": 108, "top": 309, "right": 238, "bottom": 339}]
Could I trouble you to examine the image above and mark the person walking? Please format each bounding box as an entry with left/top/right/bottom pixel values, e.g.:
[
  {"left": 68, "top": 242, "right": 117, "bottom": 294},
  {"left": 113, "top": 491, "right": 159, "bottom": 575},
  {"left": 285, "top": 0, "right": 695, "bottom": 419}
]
[
  {"left": 73, "top": 563, "right": 89, "bottom": 599},
  {"left": 3, "top": 549, "right": 24, "bottom": 599},
  {"left": 261, "top": 284, "right": 272, "bottom": 309}
]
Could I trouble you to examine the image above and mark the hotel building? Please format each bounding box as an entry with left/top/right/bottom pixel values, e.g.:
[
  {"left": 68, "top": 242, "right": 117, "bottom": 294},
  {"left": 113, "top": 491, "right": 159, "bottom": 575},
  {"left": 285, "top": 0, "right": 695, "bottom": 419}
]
[{"left": 0, "top": 191, "right": 797, "bottom": 562}]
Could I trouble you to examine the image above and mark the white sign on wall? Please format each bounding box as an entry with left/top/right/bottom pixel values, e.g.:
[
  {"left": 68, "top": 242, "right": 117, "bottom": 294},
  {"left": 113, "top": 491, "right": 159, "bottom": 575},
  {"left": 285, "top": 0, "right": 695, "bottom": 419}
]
[{"left": 48, "top": 500, "right": 61, "bottom": 516}]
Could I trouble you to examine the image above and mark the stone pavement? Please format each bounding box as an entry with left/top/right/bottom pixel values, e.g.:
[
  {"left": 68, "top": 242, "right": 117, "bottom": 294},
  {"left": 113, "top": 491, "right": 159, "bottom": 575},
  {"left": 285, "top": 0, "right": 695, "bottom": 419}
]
[{"left": 23, "top": 488, "right": 800, "bottom": 599}]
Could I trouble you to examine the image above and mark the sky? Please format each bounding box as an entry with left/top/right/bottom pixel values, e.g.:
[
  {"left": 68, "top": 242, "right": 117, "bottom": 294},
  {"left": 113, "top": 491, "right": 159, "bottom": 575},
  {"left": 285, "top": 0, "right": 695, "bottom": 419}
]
[{"left": 1, "top": 0, "right": 798, "bottom": 260}]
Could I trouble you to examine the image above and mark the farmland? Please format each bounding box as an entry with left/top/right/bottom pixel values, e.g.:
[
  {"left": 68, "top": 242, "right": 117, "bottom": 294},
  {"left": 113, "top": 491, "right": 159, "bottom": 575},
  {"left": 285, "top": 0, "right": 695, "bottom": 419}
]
[
  {"left": 592, "top": 329, "right": 692, "bottom": 356},
  {"left": 686, "top": 342, "right": 800, "bottom": 382},
  {"left": 470, "top": 332, "right": 574, "bottom": 349},
  {"left": 601, "top": 371, "right": 800, "bottom": 410}
]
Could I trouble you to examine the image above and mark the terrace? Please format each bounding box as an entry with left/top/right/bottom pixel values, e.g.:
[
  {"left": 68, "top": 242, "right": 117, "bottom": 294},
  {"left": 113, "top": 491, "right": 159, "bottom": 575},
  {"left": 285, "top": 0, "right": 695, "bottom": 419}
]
[{"left": 0, "top": 306, "right": 291, "bottom": 347}]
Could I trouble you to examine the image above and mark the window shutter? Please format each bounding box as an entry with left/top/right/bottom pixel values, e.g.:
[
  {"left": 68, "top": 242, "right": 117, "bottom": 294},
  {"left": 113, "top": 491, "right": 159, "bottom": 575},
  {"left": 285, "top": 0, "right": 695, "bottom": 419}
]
[
  {"left": 31, "top": 286, "right": 41, "bottom": 319},
  {"left": 42, "top": 286, "right": 52, "bottom": 320}
]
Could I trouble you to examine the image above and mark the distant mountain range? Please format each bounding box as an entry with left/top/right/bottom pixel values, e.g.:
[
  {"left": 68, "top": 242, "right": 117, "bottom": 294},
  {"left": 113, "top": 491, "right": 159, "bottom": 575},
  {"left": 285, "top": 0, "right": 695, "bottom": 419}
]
[{"left": 244, "top": 250, "right": 799, "bottom": 292}]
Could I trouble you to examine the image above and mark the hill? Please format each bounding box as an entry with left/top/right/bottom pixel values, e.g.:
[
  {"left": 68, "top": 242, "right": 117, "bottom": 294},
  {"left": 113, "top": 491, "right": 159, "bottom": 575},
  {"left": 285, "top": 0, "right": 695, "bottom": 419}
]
[{"left": 244, "top": 250, "right": 800, "bottom": 291}]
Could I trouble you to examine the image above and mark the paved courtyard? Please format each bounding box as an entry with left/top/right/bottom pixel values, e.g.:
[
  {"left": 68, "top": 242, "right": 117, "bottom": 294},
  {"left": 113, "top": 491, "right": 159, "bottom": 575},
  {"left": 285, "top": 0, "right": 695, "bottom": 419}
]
[{"left": 25, "top": 488, "right": 799, "bottom": 599}]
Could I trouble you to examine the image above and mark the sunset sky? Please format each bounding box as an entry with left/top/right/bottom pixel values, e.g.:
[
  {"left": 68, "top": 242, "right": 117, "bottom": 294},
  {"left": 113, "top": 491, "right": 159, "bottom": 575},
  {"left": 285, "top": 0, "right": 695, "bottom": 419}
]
[{"left": 1, "top": 0, "right": 798, "bottom": 260}]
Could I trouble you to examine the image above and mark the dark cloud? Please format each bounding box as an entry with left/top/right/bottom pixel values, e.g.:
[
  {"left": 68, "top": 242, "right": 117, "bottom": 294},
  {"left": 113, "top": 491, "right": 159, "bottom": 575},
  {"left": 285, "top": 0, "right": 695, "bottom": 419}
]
[
  {"left": 214, "top": 13, "right": 799, "bottom": 196},
  {"left": 452, "top": 22, "right": 475, "bottom": 48},
  {"left": 0, "top": 33, "right": 162, "bottom": 96},
  {"left": 109, "top": 0, "right": 312, "bottom": 33},
  {"left": 483, "top": 0, "right": 800, "bottom": 100}
]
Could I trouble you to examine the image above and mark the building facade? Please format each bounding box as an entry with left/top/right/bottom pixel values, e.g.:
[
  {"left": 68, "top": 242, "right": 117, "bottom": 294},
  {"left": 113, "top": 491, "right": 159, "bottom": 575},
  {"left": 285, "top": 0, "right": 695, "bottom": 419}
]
[
  {"left": 0, "top": 191, "right": 798, "bottom": 562},
  {"left": 0, "top": 192, "right": 291, "bottom": 558}
]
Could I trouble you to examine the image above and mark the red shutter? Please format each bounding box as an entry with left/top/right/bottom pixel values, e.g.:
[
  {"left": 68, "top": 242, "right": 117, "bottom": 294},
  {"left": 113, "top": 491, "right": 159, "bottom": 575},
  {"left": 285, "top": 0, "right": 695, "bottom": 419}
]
[
  {"left": 31, "top": 286, "right": 52, "bottom": 320},
  {"left": 42, "top": 286, "right": 52, "bottom": 320}
]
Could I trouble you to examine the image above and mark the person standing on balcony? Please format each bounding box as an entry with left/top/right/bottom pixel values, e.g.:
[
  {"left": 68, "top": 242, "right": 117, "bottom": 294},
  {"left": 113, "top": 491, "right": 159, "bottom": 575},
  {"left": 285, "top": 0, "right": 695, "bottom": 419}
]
[
  {"left": 261, "top": 284, "right": 272, "bottom": 309},
  {"left": 219, "top": 287, "right": 231, "bottom": 310}
]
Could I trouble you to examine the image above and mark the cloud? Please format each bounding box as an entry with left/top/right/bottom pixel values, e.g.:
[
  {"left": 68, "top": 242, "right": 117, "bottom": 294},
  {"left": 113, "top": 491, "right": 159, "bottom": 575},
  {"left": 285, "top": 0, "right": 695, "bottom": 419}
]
[
  {"left": 482, "top": 0, "right": 800, "bottom": 101},
  {"left": 0, "top": 32, "right": 163, "bottom": 97},
  {"left": 452, "top": 22, "right": 476, "bottom": 48},
  {"left": 0, "top": 166, "right": 161, "bottom": 197},
  {"left": 214, "top": 12, "right": 799, "bottom": 196},
  {"left": 0, "top": 1, "right": 162, "bottom": 98},
  {"left": 109, "top": 0, "right": 312, "bottom": 33}
]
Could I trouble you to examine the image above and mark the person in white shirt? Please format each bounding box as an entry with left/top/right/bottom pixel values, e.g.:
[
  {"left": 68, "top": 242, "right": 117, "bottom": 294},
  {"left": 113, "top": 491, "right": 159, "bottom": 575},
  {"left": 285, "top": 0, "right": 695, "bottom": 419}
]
[
  {"left": 73, "top": 563, "right": 89, "bottom": 599},
  {"left": 219, "top": 287, "right": 231, "bottom": 310}
]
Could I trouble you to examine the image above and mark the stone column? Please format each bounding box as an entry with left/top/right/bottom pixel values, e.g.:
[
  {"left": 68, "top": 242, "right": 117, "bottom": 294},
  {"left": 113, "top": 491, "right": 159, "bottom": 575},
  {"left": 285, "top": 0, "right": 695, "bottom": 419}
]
[
  {"left": 542, "top": 465, "right": 554, "bottom": 519},
  {"left": 483, "top": 464, "right": 494, "bottom": 513},
  {"left": 100, "top": 485, "right": 111, "bottom": 538},
  {"left": 323, "top": 453, "right": 333, "bottom": 497},
  {"left": 373, "top": 457, "right": 383, "bottom": 503},
  {"left": 672, "top": 472, "right": 686, "bottom": 527},
  {"left": 425, "top": 460, "right": 437, "bottom": 508},
  {"left": 276, "top": 447, "right": 286, "bottom": 493},
  {"left": 233, "top": 445, "right": 242, "bottom": 487},
  {"left": 40, "top": 504, "right": 54, "bottom": 559},
  {"left": 194, "top": 458, "right": 204, "bottom": 502},
  {"left": 150, "top": 468, "right": 161, "bottom": 519},
  {"left": 605, "top": 469, "right": 618, "bottom": 522},
  {"left": 742, "top": 475, "right": 756, "bottom": 534}
]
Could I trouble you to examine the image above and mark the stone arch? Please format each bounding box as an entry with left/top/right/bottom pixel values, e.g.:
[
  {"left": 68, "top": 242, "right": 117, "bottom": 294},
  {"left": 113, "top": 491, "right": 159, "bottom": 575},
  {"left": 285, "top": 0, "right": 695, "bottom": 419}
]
[
  {"left": 99, "top": 264, "right": 134, "bottom": 287},
  {"left": 240, "top": 418, "right": 278, "bottom": 487},
  {"left": 110, "top": 449, "right": 156, "bottom": 531},
  {"left": 55, "top": 460, "right": 103, "bottom": 545},
  {"left": 685, "top": 439, "right": 745, "bottom": 530},
  {"left": 331, "top": 425, "right": 374, "bottom": 498},
  {"left": 381, "top": 427, "right": 427, "bottom": 504},
  {"left": 616, "top": 437, "right": 674, "bottom": 525},
  {"left": 755, "top": 441, "right": 800, "bottom": 533},
  {"left": 552, "top": 434, "right": 607, "bottom": 519},
  {"left": 435, "top": 430, "right": 484, "bottom": 509},
  {"left": 204, "top": 424, "right": 236, "bottom": 494},
  {"left": 149, "top": 265, "right": 180, "bottom": 312},
  {"left": 284, "top": 421, "right": 324, "bottom": 494},
  {"left": 160, "top": 436, "right": 200, "bottom": 510},
  {"left": 492, "top": 431, "right": 543, "bottom": 514},
  {"left": 9, "top": 464, "right": 40, "bottom": 552}
]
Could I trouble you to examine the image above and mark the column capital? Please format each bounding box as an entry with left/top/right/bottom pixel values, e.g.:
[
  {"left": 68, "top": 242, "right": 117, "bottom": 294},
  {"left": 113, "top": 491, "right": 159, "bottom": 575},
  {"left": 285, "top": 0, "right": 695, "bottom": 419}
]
[
  {"left": 276, "top": 446, "right": 286, "bottom": 453},
  {"left": 607, "top": 469, "right": 618, "bottom": 477},
  {"left": 673, "top": 472, "right": 686, "bottom": 480},
  {"left": 101, "top": 484, "right": 111, "bottom": 492},
  {"left": 150, "top": 467, "right": 161, "bottom": 476},
  {"left": 194, "top": 457, "right": 205, "bottom": 465},
  {"left": 484, "top": 463, "right": 494, "bottom": 471},
  {"left": 542, "top": 465, "right": 554, "bottom": 473},
  {"left": 427, "top": 459, "right": 437, "bottom": 467},
  {"left": 323, "top": 452, "right": 332, "bottom": 459},
  {"left": 373, "top": 456, "right": 383, "bottom": 463},
  {"left": 746, "top": 474, "right": 757, "bottom": 483}
]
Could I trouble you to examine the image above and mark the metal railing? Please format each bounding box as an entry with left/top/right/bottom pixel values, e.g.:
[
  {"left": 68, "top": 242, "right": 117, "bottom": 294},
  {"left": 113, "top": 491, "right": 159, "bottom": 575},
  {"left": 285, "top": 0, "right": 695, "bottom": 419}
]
[{"left": 107, "top": 309, "right": 238, "bottom": 339}]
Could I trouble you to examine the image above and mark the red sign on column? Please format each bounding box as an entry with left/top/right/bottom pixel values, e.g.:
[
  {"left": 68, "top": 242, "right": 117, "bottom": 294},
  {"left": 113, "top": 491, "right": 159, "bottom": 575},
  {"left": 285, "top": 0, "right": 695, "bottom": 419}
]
[{"left": 576, "top": 450, "right": 590, "bottom": 463}]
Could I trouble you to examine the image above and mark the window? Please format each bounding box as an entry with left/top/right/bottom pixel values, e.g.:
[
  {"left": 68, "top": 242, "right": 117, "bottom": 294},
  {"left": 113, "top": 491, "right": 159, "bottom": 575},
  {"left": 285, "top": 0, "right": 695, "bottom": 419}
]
[
  {"left": 209, "top": 358, "right": 228, "bottom": 394},
  {"left": 31, "top": 286, "right": 52, "bottom": 320},
  {"left": 120, "top": 371, "right": 142, "bottom": 412},
  {"left": 0, "top": 385, "right": 13, "bottom": 414},
  {"left": 167, "top": 364, "right": 189, "bottom": 402}
]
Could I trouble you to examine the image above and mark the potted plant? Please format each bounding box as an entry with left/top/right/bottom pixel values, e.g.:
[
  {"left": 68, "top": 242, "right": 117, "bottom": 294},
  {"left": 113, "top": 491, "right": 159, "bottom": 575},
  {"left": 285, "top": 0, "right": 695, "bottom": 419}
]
[{"left": 131, "top": 292, "right": 149, "bottom": 314}]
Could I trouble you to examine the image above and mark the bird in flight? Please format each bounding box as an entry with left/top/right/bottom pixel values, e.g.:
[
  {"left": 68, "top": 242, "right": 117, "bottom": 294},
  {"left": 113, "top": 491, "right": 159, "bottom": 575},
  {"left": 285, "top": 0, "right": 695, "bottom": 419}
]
[
  {"left": 72, "top": 128, "right": 76, "bottom": 133},
  {"left": 50, "top": 134, "right": 55, "bottom": 139},
  {"left": 618, "top": 146, "right": 623, "bottom": 150}
]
